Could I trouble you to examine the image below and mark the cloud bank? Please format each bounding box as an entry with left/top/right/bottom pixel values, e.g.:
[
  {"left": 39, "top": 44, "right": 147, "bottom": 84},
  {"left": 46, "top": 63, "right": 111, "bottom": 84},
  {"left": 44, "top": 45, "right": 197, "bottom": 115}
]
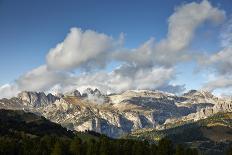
[
  {"left": 0, "top": 0, "right": 228, "bottom": 98},
  {"left": 202, "top": 17, "right": 232, "bottom": 92}
]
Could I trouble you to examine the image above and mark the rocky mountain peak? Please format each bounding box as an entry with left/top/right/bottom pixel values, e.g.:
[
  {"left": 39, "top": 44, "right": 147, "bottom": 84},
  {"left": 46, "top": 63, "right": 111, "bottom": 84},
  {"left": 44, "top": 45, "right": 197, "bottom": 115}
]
[
  {"left": 55, "top": 93, "right": 64, "bottom": 98},
  {"left": 17, "top": 91, "right": 58, "bottom": 107},
  {"left": 82, "top": 88, "right": 103, "bottom": 97},
  {"left": 81, "top": 88, "right": 108, "bottom": 104},
  {"left": 73, "top": 90, "right": 81, "bottom": 97},
  {"left": 1, "top": 89, "right": 231, "bottom": 138},
  {"left": 47, "top": 93, "right": 59, "bottom": 103},
  {"left": 65, "top": 89, "right": 81, "bottom": 97},
  {"left": 84, "top": 88, "right": 94, "bottom": 94},
  {"left": 93, "top": 88, "right": 102, "bottom": 96},
  {"left": 183, "top": 90, "right": 198, "bottom": 96},
  {"left": 183, "top": 89, "right": 214, "bottom": 98}
]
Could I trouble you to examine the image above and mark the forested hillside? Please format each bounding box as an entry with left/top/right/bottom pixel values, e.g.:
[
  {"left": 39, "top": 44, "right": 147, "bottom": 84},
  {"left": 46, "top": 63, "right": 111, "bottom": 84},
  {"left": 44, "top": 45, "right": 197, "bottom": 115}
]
[{"left": 0, "top": 109, "right": 203, "bottom": 155}]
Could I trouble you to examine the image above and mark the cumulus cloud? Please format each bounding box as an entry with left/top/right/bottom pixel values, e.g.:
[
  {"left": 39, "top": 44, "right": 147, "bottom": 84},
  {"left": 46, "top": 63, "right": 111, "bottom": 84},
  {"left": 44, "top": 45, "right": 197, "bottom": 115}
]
[
  {"left": 202, "top": 17, "right": 232, "bottom": 93},
  {"left": 0, "top": 84, "right": 19, "bottom": 99},
  {"left": 0, "top": 65, "right": 70, "bottom": 98},
  {"left": 65, "top": 66, "right": 175, "bottom": 94},
  {"left": 114, "top": 0, "right": 225, "bottom": 67},
  {"left": 203, "top": 75, "right": 232, "bottom": 91},
  {"left": 46, "top": 28, "right": 123, "bottom": 71},
  {"left": 154, "top": 0, "right": 225, "bottom": 66},
  {"left": 220, "top": 16, "right": 232, "bottom": 48},
  {"left": 16, "top": 65, "right": 69, "bottom": 91},
  {"left": 205, "top": 47, "right": 232, "bottom": 75},
  {"left": 164, "top": 0, "right": 225, "bottom": 50},
  {"left": 0, "top": 65, "right": 174, "bottom": 98},
  {"left": 46, "top": 0, "right": 225, "bottom": 72},
  {"left": 0, "top": 0, "right": 227, "bottom": 98}
]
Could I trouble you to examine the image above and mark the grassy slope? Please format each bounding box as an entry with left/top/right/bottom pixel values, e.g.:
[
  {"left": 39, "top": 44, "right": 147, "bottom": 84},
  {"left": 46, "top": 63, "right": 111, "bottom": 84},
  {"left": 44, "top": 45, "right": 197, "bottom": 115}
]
[
  {"left": 127, "top": 112, "right": 232, "bottom": 142},
  {"left": 126, "top": 112, "right": 232, "bottom": 154}
]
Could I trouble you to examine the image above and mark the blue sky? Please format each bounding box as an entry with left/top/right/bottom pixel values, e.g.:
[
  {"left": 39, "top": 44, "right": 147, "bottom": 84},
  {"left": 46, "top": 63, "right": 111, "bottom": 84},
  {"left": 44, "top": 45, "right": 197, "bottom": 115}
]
[{"left": 0, "top": 0, "right": 232, "bottom": 97}]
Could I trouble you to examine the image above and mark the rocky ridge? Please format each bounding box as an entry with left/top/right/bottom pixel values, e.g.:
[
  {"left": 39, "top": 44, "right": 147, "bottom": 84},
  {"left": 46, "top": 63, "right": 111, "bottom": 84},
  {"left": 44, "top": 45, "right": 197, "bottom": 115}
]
[{"left": 0, "top": 89, "right": 231, "bottom": 137}]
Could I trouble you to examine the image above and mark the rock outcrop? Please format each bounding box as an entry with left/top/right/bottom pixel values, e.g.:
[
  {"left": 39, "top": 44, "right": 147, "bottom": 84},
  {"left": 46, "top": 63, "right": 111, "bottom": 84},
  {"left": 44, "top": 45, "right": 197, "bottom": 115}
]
[
  {"left": 164, "top": 98, "right": 232, "bottom": 127},
  {"left": 65, "top": 90, "right": 81, "bottom": 97},
  {"left": 17, "top": 91, "right": 58, "bottom": 107}
]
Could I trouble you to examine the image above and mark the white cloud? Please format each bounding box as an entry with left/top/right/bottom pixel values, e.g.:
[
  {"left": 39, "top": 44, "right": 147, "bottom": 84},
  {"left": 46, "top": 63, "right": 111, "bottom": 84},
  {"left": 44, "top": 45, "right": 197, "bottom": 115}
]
[
  {"left": 46, "top": 28, "right": 122, "bottom": 71},
  {"left": 0, "top": 64, "right": 174, "bottom": 98},
  {"left": 0, "top": 65, "right": 70, "bottom": 98},
  {"left": 113, "top": 38, "right": 155, "bottom": 68},
  {"left": 114, "top": 0, "right": 225, "bottom": 67},
  {"left": 0, "top": 0, "right": 227, "bottom": 98},
  {"left": 220, "top": 16, "right": 232, "bottom": 47},
  {"left": 165, "top": 0, "right": 225, "bottom": 50},
  {"left": 0, "top": 84, "right": 19, "bottom": 99},
  {"left": 203, "top": 75, "right": 232, "bottom": 91},
  {"left": 67, "top": 67, "right": 175, "bottom": 94},
  {"left": 154, "top": 0, "right": 225, "bottom": 66},
  {"left": 16, "top": 65, "right": 69, "bottom": 91},
  {"left": 201, "top": 18, "right": 232, "bottom": 75},
  {"left": 207, "top": 47, "right": 232, "bottom": 75},
  {"left": 201, "top": 17, "right": 232, "bottom": 93}
]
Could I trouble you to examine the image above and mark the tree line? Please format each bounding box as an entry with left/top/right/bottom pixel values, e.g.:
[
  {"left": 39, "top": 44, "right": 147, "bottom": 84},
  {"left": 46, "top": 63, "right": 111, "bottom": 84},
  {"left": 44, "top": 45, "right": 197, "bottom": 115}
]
[{"left": 0, "top": 134, "right": 200, "bottom": 155}]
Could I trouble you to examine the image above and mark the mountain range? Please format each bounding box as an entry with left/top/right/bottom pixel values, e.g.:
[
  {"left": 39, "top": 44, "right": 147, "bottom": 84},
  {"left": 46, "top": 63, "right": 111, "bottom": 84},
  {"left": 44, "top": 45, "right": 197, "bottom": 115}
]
[{"left": 0, "top": 88, "right": 231, "bottom": 138}]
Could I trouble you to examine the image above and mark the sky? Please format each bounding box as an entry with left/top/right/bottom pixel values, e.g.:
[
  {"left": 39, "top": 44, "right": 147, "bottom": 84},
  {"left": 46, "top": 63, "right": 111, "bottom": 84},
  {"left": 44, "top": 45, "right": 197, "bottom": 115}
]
[{"left": 0, "top": 0, "right": 232, "bottom": 98}]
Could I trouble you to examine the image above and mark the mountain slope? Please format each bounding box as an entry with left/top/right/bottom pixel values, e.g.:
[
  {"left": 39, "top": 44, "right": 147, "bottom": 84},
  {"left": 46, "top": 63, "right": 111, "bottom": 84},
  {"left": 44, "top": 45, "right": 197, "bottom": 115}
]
[
  {"left": 0, "top": 109, "right": 203, "bottom": 155},
  {"left": 127, "top": 112, "right": 232, "bottom": 141},
  {"left": 0, "top": 89, "right": 231, "bottom": 138},
  {"left": 0, "top": 109, "right": 74, "bottom": 138},
  {"left": 127, "top": 112, "right": 232, "bottom": 154}
]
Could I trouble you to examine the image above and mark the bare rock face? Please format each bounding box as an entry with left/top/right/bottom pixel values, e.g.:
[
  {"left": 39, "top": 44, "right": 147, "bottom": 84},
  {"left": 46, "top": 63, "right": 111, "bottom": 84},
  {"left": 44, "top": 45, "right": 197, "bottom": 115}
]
[
  {"left": 47, "top": 93, "right": 58, "bottom": 103},
  {"left": 194, "top": 99, "right": 232, "bottom": 120},
  {"left": 213, "top": 101, "right": 232, "bottom": 112},
  {"left": 65, "top": 90, "right": 81, "bottom": 97},
  {"left": 0, "top": 89, "right": 231, "bottom": 138},
  {"left": 175, "top": 90, "right": 218, "bottom": 113},
  {"left": 82, "top": 88, "right": 94, "bottom": 97},
  {"left": 17, "top": 91, "right": 58, "bottom": 107},
  {"left": 165, "top": 99, "right": 232, "bottom": 126},
  {"left": 81, "top": 88, "right": 108, "bottom": 104},
  {"left": 93, "top": 88, "right": 102, "bottom": 97},
  {"left": 182, "top": 90, "right": 217, "bottom": 105}
]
